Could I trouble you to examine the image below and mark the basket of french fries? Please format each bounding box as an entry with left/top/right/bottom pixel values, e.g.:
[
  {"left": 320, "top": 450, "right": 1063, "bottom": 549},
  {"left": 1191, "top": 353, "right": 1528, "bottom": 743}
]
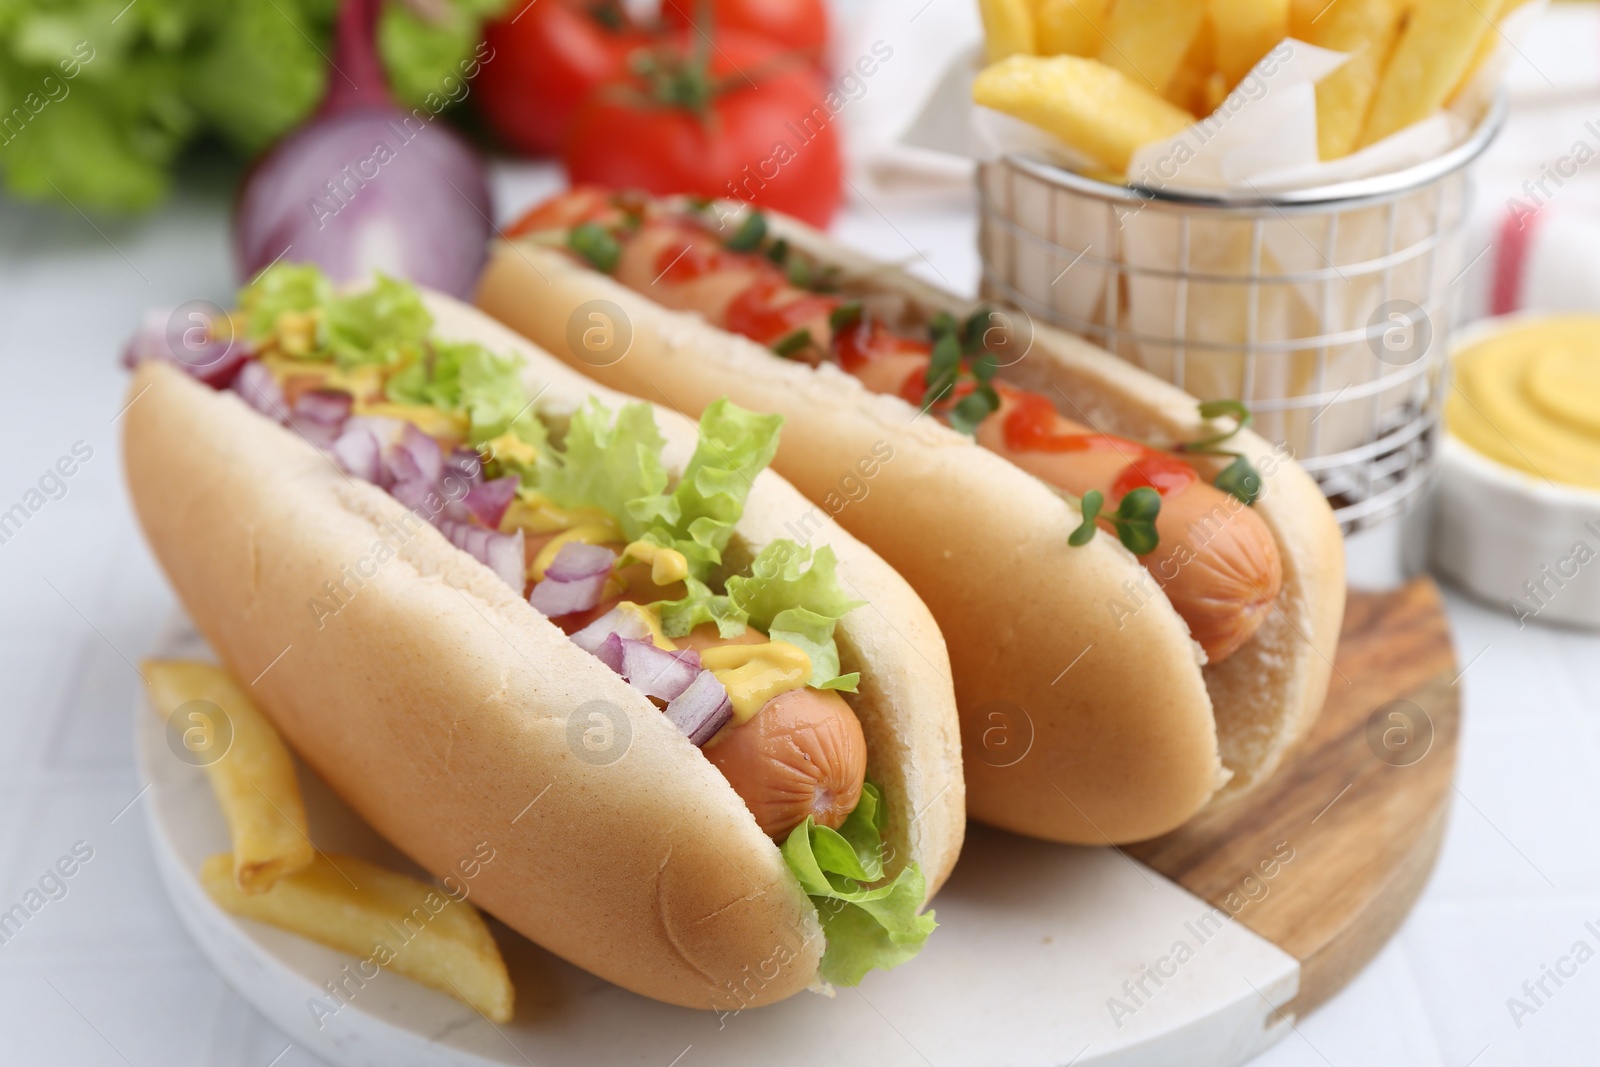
[{"left": 964, "top": 0, "right": 1526, "bottom": 531}]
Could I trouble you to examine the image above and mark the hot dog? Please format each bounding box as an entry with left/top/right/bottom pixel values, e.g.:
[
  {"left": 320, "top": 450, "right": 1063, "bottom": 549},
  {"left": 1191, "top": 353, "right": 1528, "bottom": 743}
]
[
  {"left": 501, "top": 189, "right": 1281, "bottom": 663},
  {"left": 476, "top": 188, "right": 1347, "bottom": 845},
  {"left": 121, "top": 265, "right": 965, "bottom": 1006}
]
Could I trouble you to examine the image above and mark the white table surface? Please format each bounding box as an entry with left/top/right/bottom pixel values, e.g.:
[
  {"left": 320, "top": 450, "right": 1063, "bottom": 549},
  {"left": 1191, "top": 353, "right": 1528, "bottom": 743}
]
[{"left": 6, "top": 55, "right": 1600, "bottom": 1065}]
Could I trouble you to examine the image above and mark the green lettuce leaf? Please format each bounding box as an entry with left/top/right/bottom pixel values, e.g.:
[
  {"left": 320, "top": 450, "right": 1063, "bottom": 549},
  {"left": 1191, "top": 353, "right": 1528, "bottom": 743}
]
[
  {"left": 540, "top": 397, "right": 783, "bottom": 588},
  {"left": 323, "top": 273, "right": 433, "bottom": 368},
  {"left": 768, "top": 607, "right": 859, "bottom": 692},
  {"left": 779, "top": 782, "right": 936, "bottom": 986},
  {"left": 378, "top": 0, "right": 505, "bottom": 111},
  {"left": 0, "top": 0, "right": 507, "bottom": 215},
  {"left": 537, "top": 398, "right": 671, "bottom": 542},
  {"left": 385, "top": 338, "right": 547, "bottom": 456},
  {"left": 183, "top": 0, "right": 329, "bottom": 154},
  {"left": 726, "top": 542, "right": 863, "bottom": 631},
  {"left": 723, "top": 542, "right": 863, "bottom": 690},
  {"left": 663, "top": 399, "right": 784, "bottom": 573},
  {"left": 239, "top": 263, "right": 333, "bottom": 342},
  {"left": 654, "top": 576, "right": 749, "bottom": 640}
]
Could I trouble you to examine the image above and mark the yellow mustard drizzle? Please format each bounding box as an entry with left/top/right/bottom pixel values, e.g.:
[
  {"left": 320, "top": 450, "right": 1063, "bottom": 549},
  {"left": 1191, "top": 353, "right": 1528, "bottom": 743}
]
[
  {"left": 615, "top": 602, "right": 675, "bottom": 651},
  {"left": 480, "top": 430, "right": 540, "bottom": 468},
  {"left": 352, "top": 401, "right": 467, "bottom": 442},
  {"left": 698, "top": 641, "right": 812, "bottom": 725},
  {"left": 622, "top": 540, "right": 690, "bottom": 585},
  {"left": 273, "top": 309, "right": 321, "bottom": 357},
  {"left": 500, "top": 494, "right": 620, "bottom": 536},
  {"left": 529, "top": 523, "right": 622, "bottom": 580},
  {"left": 323, "top": 362, "right": 385, "bottom": 401}
]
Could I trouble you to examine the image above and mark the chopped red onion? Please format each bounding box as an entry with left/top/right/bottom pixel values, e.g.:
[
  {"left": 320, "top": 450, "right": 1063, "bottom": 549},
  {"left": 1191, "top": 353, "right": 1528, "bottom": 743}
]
[
  {"left": 531, "top": 570, "right": 609, "bottom": 617},
  {"left": 439, "top": 519, "right": 525, "bottom": 591},
  {"left": 390, "top": 476, "right": 437, "bottom": 515},
  {"left": 463, "top": 476, "right": 518, "bottom": 529},
  {"left": 619, "top": 639, "right": 701, "bottom": 702},
  {"left": 386, "top": 422, "right": 443, "bottom": 486},
  {"left": 570, "top": 605, "right": 656, "bottom": 653},
  {"left": 592, "top": 631, "right": 625, "bottom": 674},
  {"left": 122, "top": 307, "right": 252, "bottom": 387},
  {"left": 545, "top": 542, "right": 617, "bottom": 582},
  {"left": 332, "top": 425, "right": 383, "bottom": 482},
  {"left": 446, "top": 447, "right": 485, "bottom": 486},
  {"left": 664, "top": 670, "right": 733, "bottom": 747},
  {"left": 484, "top": 528, "right": 528, "bottom": 591},
  {"left": 292, "top": 388, "right": 353, "bottom": 426},
  {"left": 233, "top": 360, "right": 287, "bottom": 420},
  {"left": 345, "top": 414, "right": 406, "bottom": 444},
  {"left": 528, "top": 542, "right": 617, "bottom": 617},
  {"left": 288, "top": 414, "right": 342, "bottom": 451}
]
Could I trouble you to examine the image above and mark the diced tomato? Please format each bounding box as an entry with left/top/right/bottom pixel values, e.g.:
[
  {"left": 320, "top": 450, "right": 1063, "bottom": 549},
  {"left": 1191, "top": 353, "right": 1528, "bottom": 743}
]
[
  {"left": 505, "top": 186, "right": 620, "bottom": 238},
  {"left": 724, "top": 277, "right": 840, "bottom": 346},
  {"left": 833, "top": 317, "right": 931, "bottom": 373}
]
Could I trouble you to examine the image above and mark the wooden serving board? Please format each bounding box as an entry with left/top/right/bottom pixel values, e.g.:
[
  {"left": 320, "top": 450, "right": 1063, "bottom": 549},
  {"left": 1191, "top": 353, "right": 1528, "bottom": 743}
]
[
  {"left": 136, "top": 580, "right": 1458, "bottom": 1067},
  {"left": 1127, "top": 577, "right": 1460, "bottom": 1017}
]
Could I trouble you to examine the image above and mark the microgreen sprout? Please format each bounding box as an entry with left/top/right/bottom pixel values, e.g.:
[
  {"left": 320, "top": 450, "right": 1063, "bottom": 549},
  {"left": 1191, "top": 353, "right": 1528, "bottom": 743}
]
[
  {"left": 568, "top": 222, "right": 621, "bottom": 273},
  {"left": 1067, "top": 487, "right": 1162, "bottom": 554},
  {"left": 726, "top": 211, "right": 767, "bottom": 252},
  {"left": 920, "top": 311, "right": 1003, "bottom": 434},
  {"left": 772, "top": 328, "right": 814, "bottom": 358},
  {"left": 1176, "top": 399, "right": 1263, "bottom": 505}
]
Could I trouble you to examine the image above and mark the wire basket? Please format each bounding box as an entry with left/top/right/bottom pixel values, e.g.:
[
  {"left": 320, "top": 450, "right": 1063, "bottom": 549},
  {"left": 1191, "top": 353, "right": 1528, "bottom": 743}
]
[{"left": 977, "top": 95, "right": 1506, "bottom": 533}]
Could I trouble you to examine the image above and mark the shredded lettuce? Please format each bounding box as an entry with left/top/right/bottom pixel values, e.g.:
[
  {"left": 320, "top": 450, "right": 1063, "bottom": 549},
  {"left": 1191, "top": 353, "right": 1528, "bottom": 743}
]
[
  {"left": 239, "top": 263, "right": 333, "bottom": 343},
  {"left": 322, "top": 274, "right": 434, "bottom": 369},
  {"left": 781, "top": 782, "right": 936, "bottom": 985},
  {"left": 240, "top": 264, "right": 434, "bottom": 369},
  {"left": 385, "top": 339, "right": 546, "bottom": 455},
  {"left": 239, "top": 263, "right": 542, "bottom": 457}
]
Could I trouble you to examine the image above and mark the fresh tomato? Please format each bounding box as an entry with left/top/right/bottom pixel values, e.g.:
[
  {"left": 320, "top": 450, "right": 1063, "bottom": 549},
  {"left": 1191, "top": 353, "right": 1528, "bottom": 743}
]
[
  {"left": 659, "top": 0, "right": 830, "bottom": 63},
  {"left": 475, "top": 0, "right": 653, "bottom": 156},
  {"left": 561, "top": 29, "right": 843, "bottom": 226}
]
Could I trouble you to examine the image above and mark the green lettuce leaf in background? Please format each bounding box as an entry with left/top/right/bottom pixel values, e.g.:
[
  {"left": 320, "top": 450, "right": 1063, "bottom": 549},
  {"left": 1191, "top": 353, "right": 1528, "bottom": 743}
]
[
  {"left": 0, "top": 0, "right": 506, "bottom": 214},
  {"left": 780, "top": 782, "right": 937, "bottom": 986}
]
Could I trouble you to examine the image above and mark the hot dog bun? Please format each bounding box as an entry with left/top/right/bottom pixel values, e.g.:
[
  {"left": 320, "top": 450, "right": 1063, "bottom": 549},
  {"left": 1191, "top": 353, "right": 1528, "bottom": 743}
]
[
  {"left": 476, "top": 210, "right": 1345, "bottom": 845},
  {"left": 122, "top": 292, "right": 964, "bottom": 1009}
]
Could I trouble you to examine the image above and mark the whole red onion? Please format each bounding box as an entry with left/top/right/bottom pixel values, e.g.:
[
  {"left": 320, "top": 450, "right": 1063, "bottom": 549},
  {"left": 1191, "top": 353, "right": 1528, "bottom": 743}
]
[{"left": 233, "top": 0, "right": 493, "bottom": 298}]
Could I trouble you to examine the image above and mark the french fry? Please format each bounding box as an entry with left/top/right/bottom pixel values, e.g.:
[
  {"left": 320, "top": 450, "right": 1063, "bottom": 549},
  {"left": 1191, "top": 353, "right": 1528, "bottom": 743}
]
[
  {"left": 979, "top": 0, "right": 1037, "bottom": 63},
  {"left": 973, "top": 54, "right": 1197, "bottom": 173},
  {"left": 1165, "top": 18, "right": 1218, "bottom": 115},
  {"left": 1450, "top": 0, "right": 1529, "bottom": 104},
  {"left": 1210, "top": 0, "right": 1289, "bottom": 87},
  {"left": 1311, "top": 0, "right": 1406, "bottom": 159},
  {"left": 202, "top": 852, "right": 515, "bottom": 1023},
  {"left": 1358, "top": 0, "right": 1510, "bottom": 148},
  {"left": 1289, "top": 0, "right": 1323, "bottom": 40},
  {"left": 146, "top": 660, "right": 314, "bottom": 893},
  {"left": 1034, "top": 0, "right": 1110, "bottom": 57},
  {"left": 1097, "top": 0, "right": 1207, "bottom": 94}
]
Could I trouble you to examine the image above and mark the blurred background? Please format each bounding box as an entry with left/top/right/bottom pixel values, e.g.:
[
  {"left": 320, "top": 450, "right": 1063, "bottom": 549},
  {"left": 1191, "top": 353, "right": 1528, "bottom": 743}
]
[{"left": 2, "top": 0, "right": 1600, "bottom": 1064}]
